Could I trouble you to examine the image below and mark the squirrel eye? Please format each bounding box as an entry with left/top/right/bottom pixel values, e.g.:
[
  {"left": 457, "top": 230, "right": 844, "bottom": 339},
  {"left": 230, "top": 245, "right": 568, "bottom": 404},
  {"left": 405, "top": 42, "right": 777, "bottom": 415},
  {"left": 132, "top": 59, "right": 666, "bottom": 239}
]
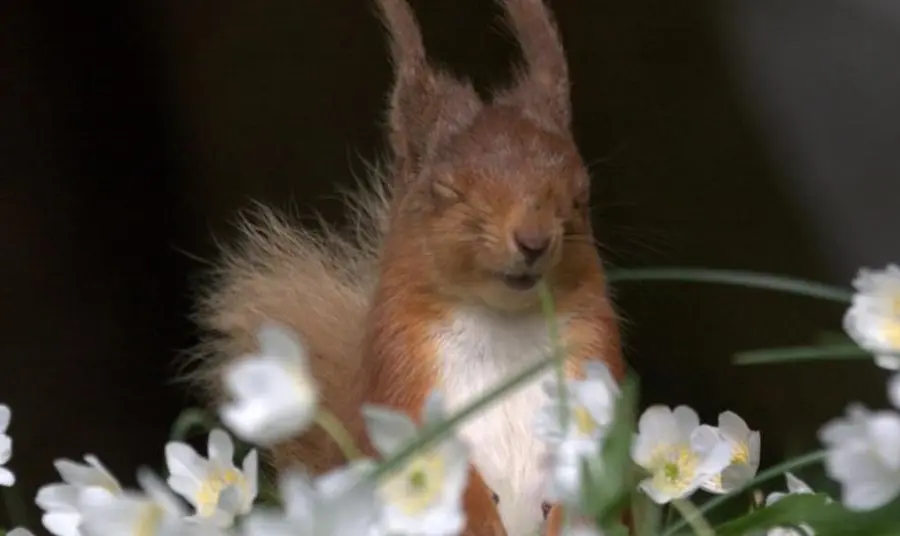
[{"left": 432, "top": 179, "right": 461, "bottom": 202}]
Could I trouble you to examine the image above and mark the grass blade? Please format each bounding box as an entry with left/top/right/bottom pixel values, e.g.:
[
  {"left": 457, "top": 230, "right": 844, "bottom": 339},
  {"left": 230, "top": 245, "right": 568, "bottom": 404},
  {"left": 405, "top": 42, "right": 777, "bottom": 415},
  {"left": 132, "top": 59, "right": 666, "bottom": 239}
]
[
  {"left": 607, "top": 268, "right": 853, "bottom": 303},
  {"left": 734, "top": 344, "right": 871, "bottom": 365}
]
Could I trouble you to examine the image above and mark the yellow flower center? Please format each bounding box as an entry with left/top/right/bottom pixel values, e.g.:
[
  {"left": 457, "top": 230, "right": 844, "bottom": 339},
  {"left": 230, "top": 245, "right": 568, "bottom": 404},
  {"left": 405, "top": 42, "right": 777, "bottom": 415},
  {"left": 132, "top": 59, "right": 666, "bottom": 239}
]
[
  {"left": 134, "top": 503, "right": 163, "bottom": 536},
  {"left": 381, "top": 451, "right": 446, "bottom": 515},
  {"left": 884, "top": 320, "right": 900, "bottom": 348},
  {"left": 703, "top": 440, "right": 750, "bottom": 492},
  {"left": 195, "top": 468, "right": 245, "bottom": 517},
  {"left": 731, "top": 441, "right": 750, "bottom": 465},
  {"left": 573, "top": 406, "right": 597, "bottom": 436},
  {"left": 649, "top": 444, "right": 698, "bottom": 494}
]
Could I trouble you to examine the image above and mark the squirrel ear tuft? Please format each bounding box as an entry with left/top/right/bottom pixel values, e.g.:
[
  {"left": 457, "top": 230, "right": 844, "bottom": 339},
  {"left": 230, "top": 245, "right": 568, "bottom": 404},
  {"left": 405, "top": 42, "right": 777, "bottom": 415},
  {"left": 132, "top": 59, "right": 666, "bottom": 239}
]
[
  {"left": 495, "top": 0, "right": 571, "bottom": 133},
  {"left": 375, "top": 0, "right": 482, "bottom": 185}
]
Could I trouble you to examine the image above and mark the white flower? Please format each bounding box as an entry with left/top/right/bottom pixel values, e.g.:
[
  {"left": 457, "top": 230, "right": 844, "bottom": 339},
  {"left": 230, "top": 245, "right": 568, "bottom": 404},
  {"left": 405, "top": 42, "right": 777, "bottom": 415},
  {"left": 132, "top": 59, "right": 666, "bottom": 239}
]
[
  {"left": 78, "top": 468, "right": 211, "bottom": 536},
  {"left": 165, "top": 428, "right": 258, "bottom": 527},
  {"left": 764, "top": 473, "right": 818, "bottom": 536},
  {"left": 843, "top": 264, "right": 900, "bottom": 370},
  {"left": 362, "top": 391, "right": 469, "bottom": 536},
  {"left": 701, "top": 411, "right": 761, "bottom": 494},
  {"left": 543, "top": 438, "right": 599, "bottom": 507},
  {"left": 888, "top": 373, "right": 900, "bottom": 410},
  {"left": 0, "top": 404, "right": 15, "bottom": 486},
  {"left": 534, "top": 362, "right": 620, "bottom": 445},
  {"left": 534, "top": 362, "right": 621, "bottom": 506},
  {"left": 631, "top": 405, "right": 731, "bottom": 504},
  {"left": 241, "top": 461, "right": 383, "bottom": 536},
  {"left": 36, "top": 454, "right": 123, "bottom": 536},
  {"left": 561, "top": 522, "right": 606, "bottom": 536},
  {"left": 218, "top": 322, "right": 318, "bottom": 446},
  {"left": 8, "top": 529, "right": 36, "bottom": 536},
  {"left": 818, "top": 403, "right": 900, "bottom": 510}
]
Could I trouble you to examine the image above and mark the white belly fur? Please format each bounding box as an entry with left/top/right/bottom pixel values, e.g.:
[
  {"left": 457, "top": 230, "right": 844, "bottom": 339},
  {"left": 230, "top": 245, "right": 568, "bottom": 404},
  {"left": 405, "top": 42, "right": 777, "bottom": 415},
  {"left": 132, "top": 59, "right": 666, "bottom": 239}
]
[{"left": 435, "top": 306, "right": 565, "bottom": 536}]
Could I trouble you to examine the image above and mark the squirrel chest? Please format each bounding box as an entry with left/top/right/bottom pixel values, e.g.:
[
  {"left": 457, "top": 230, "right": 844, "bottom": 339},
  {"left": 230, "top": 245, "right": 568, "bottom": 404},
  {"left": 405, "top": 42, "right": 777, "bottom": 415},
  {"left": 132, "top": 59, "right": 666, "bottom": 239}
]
[{"left": 434, "top": 305, "right": 565, "bottom": 535}]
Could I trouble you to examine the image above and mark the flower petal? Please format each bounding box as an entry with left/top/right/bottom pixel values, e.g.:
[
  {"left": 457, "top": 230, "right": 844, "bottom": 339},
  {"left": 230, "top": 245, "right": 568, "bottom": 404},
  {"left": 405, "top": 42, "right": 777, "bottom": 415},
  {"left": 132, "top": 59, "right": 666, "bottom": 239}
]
[
  {"left": 842, "top": 478, "right": 900, "bottom": 511},
  {"left": 0, "top": 405, "right": 10, "bottom": 433},
  {"left": 256, "top": 322, "right": 306, "bottom": 365},
  {"left": 219, "top": 359, "right": 317, "bottom": 446},
  {"left": 54, "top": 456, "right": 120, "bottom": 492},
  {"left": 42, "top": 511, "right": 82, "bottom": 536},
  {"left": 785, "top": 472, "right": 813, "bottom": 495},
  {"left": 866, "top": 412, "right": 900, "bottom": 470},
  {"left": 207, "top": 429, "right": 235, "bottom": 467},
  {"left": 638, "top": 477, "right": 674, "bottom": 505},
  {"left": 889, "top": 374, "right": 900, "bottom": 411},
  {"left": 691, "top": 425, "right": 732, "bottom": 477},
  {"left": 718, "top": 411, "right": 751, "bottom": 441},
  {"left": 421, "top": 391, "right": 447, "bottom": 426},
  {"left": 165, "top": 442, "right": 207, "bottom": 481},
  {"left": 0, "top": 466, "right": 15, "bottom": 486},
  {"left": 242, "top": 449, "right": 259, "bottom": 508},
  {"left": 875, "top": 354, "right": 900, "bottom": 371},
  {"left": 361, "top": 406, "right": 417, "bottom": 455},
  {"left": 36, "top": 484, "right": 80, "bottom": 511},
  {"left": 0, "top": 435, "right": 12, "bottom": 465},
  {"left": 638, "top": 406, "right": 681, "bottom": 443},
  {"left": 673, "top": 406, "right": 700, "bottom": 440}
]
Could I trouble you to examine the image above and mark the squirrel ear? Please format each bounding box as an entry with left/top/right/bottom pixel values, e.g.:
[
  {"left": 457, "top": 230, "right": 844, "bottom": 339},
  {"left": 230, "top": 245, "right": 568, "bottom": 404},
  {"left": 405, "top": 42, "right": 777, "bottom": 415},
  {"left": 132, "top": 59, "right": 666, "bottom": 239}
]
[
  {"left": 375, "top": 0, "right": 482, "bottom": 184},
  {"left": 495, "top": 0, "right": 571, "bottom": 133}
]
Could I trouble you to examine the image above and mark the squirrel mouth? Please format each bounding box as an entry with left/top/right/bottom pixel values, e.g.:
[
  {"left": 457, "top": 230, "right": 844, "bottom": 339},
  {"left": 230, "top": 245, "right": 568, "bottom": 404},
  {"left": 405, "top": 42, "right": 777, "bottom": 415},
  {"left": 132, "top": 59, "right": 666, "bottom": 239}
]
[{"left": 501, "top": 273, "right": 540, "bottom": 291}]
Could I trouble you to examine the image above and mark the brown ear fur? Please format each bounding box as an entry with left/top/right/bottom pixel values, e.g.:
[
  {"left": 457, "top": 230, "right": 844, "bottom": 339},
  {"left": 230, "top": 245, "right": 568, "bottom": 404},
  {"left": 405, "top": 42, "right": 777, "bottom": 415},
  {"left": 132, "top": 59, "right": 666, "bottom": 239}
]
[
  {"left": 375, "top": 0, "right": 483, "bottom": 189},
  {"left": 493, "top": 0, "right": 571, "bottom": 133}
]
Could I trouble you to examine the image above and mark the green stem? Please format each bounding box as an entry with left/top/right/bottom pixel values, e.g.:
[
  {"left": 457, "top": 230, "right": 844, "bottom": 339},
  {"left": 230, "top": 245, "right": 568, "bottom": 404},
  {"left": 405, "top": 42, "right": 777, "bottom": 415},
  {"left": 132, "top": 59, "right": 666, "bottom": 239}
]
[
  {"left": 537, "top": 282, "right": 570, "bottom": 434},
  {"left": 670, "top": 498, "right": 714, "bottom": 536},
  {"left": 664, "top": 503, "right": 676, "bottom": 527},
  {"left": 314, "top": 407, "right": 362, "bottom": 461},
  {"left": 606, "top": 267, "right": 853, "bottom": 303},
  {"left": 169, "top": 407, "right": 219, "bottom": 442},
  {"left": 3, "top": 485, "right": 27, "bottom": 529},
  {"left": 661, "top": 449, "right": 828, "bottom": 536}
]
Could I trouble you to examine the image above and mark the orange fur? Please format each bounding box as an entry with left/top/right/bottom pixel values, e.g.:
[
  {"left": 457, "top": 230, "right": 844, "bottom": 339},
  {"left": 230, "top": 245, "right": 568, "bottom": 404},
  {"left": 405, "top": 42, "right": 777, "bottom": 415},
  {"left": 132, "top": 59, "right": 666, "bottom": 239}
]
[{"left": 189, "top": 0, "right": 627, "bottom": 534}]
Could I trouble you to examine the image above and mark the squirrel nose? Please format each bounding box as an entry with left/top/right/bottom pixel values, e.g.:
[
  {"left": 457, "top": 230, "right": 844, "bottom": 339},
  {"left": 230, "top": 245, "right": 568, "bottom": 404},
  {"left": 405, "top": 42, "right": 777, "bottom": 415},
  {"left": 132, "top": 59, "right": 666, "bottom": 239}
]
[{"left": 514, "top": 231, "right": 551, "bottom": 264}]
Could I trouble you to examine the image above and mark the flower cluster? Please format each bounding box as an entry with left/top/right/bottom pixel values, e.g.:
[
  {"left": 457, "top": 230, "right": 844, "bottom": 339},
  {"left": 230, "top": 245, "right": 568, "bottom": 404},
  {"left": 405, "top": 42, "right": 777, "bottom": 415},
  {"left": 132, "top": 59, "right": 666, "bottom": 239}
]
[{"left": 0, "top": 265, "right": 898, "bottom": 535}]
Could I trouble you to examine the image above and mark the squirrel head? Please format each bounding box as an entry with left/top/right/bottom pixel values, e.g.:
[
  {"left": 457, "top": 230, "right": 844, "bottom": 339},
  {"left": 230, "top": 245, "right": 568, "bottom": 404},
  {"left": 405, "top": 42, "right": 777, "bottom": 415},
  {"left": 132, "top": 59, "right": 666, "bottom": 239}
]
[{"left": 376, "top": 0, "right": 595, "bottom": 311}]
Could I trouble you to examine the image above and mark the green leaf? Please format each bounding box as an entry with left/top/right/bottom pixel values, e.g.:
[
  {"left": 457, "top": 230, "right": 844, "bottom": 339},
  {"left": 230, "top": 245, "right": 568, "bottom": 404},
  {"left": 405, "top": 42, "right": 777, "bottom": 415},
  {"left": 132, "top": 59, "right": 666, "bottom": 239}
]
[
  {"left": 713, "top": 493, "right": 831, "bottom": 535},
  {"left": 734, "top": 343, "right": 871, "bottom": 365},
  {"left": 169, "top": 407, "right": 219, "bottom": 442},
  {"left": 599, "top": 521, "right": 631, "bottom": 536},
  {"left": 814, "top": 330, "right": 856, "bottom": 346},
  {"left": 806, "top": 495, "right": 900, "bottom": 536},
  {"left": 606, "top": 267, "right": 853, "bottom": 303},
  {"left": 631, "top": 480, "right": 663, "bottom": 536},
  {"left": 717, "top": 494, "right": 900, "bottom": 536}
]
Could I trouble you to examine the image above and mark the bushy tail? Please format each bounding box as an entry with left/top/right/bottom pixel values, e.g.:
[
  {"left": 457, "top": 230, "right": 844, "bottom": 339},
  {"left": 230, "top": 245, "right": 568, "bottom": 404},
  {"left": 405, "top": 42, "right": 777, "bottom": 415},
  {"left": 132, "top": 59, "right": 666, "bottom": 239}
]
[{"left": 187, "top": 167, "right": 392, "bottom": 473}]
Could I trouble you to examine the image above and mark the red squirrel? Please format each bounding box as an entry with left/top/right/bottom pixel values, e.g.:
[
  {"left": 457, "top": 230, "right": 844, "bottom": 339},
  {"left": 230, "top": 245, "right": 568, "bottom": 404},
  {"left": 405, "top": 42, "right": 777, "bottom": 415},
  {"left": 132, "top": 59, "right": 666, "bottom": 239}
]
[{"left": 190, "top": 0, "right": 625, "bottom": 534}]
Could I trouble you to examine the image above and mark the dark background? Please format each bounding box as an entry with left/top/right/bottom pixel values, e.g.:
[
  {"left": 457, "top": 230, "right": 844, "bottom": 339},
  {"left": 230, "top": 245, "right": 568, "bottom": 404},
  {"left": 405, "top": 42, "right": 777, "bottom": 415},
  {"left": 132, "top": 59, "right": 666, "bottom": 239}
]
[{"left": 3, "top": 0, "right": 899, "bottom": 528}]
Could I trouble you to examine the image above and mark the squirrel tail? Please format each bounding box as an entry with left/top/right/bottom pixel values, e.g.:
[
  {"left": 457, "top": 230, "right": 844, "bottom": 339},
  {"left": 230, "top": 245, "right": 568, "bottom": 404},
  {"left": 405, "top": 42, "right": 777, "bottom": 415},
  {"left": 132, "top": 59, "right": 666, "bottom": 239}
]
[{"left": 186, "top": 165, "right": 392, "bottom": 473}]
